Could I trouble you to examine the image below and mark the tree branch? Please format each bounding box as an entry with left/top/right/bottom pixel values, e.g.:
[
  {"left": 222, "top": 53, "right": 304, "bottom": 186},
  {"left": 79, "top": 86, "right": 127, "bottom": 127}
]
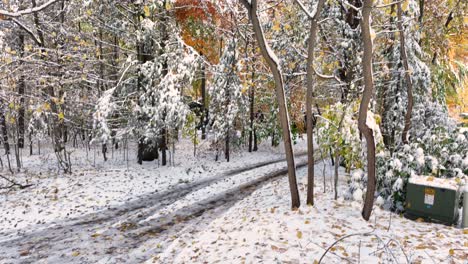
[
  {"left": 294, "top": 0, "right": 318, "bottom": 19},
  {"left": 0, "top": 174, "right": 33, "bottom": 190},
  {"left": 12, "top": 19, "right": 43, "bottom": 46},
  {"left": 0, "top": 0, "right": 58, "bottom": 18}
]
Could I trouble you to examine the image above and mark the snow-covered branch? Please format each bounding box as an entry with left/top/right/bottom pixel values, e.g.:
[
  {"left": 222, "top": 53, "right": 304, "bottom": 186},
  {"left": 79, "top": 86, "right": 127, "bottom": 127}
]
[{"left": 0, "top": 0, "right": 59, "bottom": 18}]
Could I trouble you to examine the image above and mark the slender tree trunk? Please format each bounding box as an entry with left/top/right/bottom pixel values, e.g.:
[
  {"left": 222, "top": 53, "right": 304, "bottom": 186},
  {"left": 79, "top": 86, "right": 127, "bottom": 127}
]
[
  {"left": 0, "top": 110, "right": 9, "bottom": 155},
  {"left": 253, "top": 127, "right": 258, "bottom": 151},
  {"left": 161, "top": 128, "right": 167, "bottom": 166},
  {"left": 29, "top": 132, "right": 33, "bottom": 155},
  {"left": 160, "top": 1, "right": 169, "bottom": 166},
  {"left": 398, "top": 2, "right": 414, "bottom": 144},
  {"left": 97, "top": 27, "right": 107, "bottom": 161},
  {"left": 225, "top": 131, "right": 230, "bottom": 162},
  {"left": 17, "top": 33, "right": 25, "bottom": 148},
  {"left": 249, "top": 70, "right": 255, "bottom": 152},
  {"left": 303, "top": 0, "right": 325, "bottom": 206},
  {"left": 201, "top": 62, "right": 207, "bottom": 140},
  {"left": 359, "top": 0, "right": 376, "bottom": 221},
  {"left": 241, "top": 0, "right": 300, "bottom": 208}
]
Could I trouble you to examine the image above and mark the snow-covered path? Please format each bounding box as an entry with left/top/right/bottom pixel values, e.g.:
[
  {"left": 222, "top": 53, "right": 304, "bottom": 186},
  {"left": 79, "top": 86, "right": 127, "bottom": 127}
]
[{"left": 0, "top": 151, "right": 309, "bottom": 263}]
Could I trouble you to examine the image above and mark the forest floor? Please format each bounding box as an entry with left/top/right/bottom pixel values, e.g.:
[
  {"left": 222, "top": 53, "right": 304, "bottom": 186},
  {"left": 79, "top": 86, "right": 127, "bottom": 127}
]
[{"left": 0, "top": 138, "right": 466, "bottom": 263}]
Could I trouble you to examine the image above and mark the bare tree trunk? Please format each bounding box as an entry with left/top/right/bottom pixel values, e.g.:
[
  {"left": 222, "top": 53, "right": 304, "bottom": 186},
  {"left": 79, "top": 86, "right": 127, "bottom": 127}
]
[
  {"left": 17, "top": 33, "right": 25, "bottom": 149},
  {"left": 248, "top": 70, "right": 255, "bottom": 153},
  {"left": 241, "top": 0, "right": 300, "bottom": 208},
  {"left": 201, "top": 62, "right": 207, "bottom": 140},
  {"left": 398, "top": 2, "right": 414, "bottom": 144},
  {"left": 161, "top": 128, "right": 167, "bottom": 166},
  {"left": 225, "top": 131, "right": 230, "bottom": 162},
  {"left": 359, "top": 0, "right": 376, "bottom": 221},
  {"left": 0, "top": 109, "right": 9, "bottom": 155},
  {"left": 253, "top": 126, "right": 258, "bottom": 151},
  {"left": 303, "top": 0, "right": 325, "bottom": 206},
  {"left": 160, "top": 1, "right": 169, "bottom": 166},
  {"left": 334, "top": 150, "right": 339, "bottom": 199}
]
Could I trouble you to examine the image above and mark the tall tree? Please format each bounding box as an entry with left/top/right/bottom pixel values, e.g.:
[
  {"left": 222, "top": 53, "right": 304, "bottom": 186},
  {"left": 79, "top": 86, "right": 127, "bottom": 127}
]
[
  {"left": 240, "top": 0, "right": 300, "bottom": 208},
  {"left": 297, "top": 0, "right": 326, "bottom": 206},
  {"left": 359, "top": 0, "right": 376, "bottom": 221}
]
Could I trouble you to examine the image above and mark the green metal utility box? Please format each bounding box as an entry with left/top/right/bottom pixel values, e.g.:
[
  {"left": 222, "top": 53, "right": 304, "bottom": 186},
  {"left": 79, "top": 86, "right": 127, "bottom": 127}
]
[{"left": 405, "top": 176, "right": 460, "bottom": 225}]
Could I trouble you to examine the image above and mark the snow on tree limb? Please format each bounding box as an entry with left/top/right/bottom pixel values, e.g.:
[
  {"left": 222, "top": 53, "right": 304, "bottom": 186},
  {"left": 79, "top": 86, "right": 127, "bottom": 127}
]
[
  {"left": 0, "top": 0, "right": 59, "bottom": 18},
  {"left": 294, "top": 0, "right": 318, "bottom": 19}
]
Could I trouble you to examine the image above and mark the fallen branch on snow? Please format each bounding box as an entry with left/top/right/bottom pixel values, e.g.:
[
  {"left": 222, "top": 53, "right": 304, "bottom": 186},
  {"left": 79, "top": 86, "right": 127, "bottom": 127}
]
[{"left": 0, "top": 174, "right": 33, "bottom": 190}]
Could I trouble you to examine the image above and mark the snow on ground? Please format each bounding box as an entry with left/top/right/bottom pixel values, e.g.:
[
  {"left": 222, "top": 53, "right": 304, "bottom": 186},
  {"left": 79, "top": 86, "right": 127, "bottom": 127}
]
[
  {"left": 0, "top": 136, "right": 466, "bottom": 264},
  {"left": 0, "top": 137, "right": 306, "bottom": 238},
  {"left": 160, "top": 162, "right": 467, "bottom": 264}
]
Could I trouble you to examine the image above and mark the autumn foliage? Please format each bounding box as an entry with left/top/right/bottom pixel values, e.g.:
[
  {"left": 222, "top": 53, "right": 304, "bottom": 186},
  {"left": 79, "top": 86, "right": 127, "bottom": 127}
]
[{"left": 174, "top": 0, "right": 222, "bottom": 64}]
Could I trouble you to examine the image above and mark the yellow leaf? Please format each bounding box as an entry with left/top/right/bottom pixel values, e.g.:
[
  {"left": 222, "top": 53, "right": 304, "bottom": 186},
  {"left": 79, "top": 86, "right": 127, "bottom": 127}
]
[
  {"left": 463, "top": 229, "right": 468, "bottom": 235},
  {"left": 305, "top": 220, "right": 310, "bottom": 224},
  {"left": 143, "top": 5, "right": 150, "bottom": 17},
  {"left": 272, "top": 22, "right": 281, "bottom": 32},
  {"left": 71, "top": 251, "right": 80, "bottom": 257},
  {"left": 402, "top": 0, "right": 409, "bottom": 12},
  {"left": 449, "top": 249, "right": 454, "bottom": 256},
  {"left": 91, "top": 233, "right": 100, "bottom": 238},
  {"left": 271, "top": 245, "right": 287, "bottom": 253},
  {"left": 241, "top": 85, "right": 249, "bottom": 94},
  {"left": 297, "top": 230, "right": 302, "bottom": 239},
  {"left": 44, "top": 103, "right": 51, "bottom": 111},
  {"left": 415, "top": 244, "right": 428, "bottom": 250}
]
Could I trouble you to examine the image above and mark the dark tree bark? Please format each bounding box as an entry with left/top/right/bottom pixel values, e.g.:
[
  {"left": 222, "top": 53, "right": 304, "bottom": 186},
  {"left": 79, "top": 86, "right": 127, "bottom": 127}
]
[
  {"left": 240, "top": 0, "right": 300, "bottom": 208},
  {"left": 102, "top": 143, "right": 107, "bottom": 162},
  {"left": 0, "top": 110, "right": 10, "bottom": 155},
  {"left": 249, "top": 70, "right": 255, "bottom": 152},
  {"left": 159, "top": 0, "right": 169, "bottom": 166},
  {"left": 160, "top": 128, "right": 167, "bottom": 166},
  {"left": 17, "top": 33, "right": 25, "bottom": 148},
  {"left": 253, "top": 127, "right": 258, "bottom": 151},
  {"left": 359, "top": 0, "right": 377, "bottom": 221},
  {"left": 225, "top": 131, "right": 230, "bottom": 162}
]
